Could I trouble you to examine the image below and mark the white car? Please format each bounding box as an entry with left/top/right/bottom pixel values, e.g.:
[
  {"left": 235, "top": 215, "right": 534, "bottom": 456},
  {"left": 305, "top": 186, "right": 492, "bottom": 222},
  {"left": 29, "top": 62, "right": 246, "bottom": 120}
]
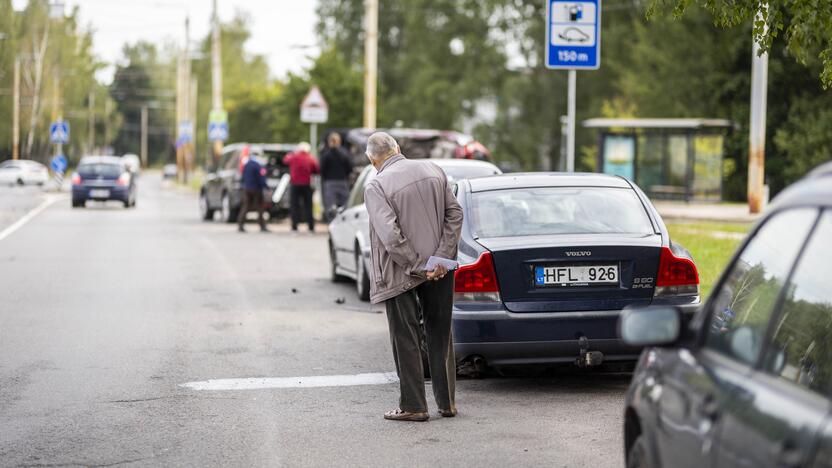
[
  {"left": 328, "top": 159, "right": 502, "bottom": 300},
  {"left": 122, "top": 154, "right": 141, "bottom": 175},
  {"left": 0, "top": 159, "right": 49, "bottom": 186}
]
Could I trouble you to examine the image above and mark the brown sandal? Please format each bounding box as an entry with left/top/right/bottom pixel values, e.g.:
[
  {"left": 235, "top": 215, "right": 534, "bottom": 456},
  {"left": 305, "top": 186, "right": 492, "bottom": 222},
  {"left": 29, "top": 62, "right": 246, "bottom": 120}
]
[{"left": 384, "top": 409, "right": 429, "bottom": 422}]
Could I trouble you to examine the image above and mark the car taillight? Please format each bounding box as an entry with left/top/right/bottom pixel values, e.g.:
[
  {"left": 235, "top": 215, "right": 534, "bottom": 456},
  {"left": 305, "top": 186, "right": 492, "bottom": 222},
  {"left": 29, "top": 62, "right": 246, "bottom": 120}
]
[
  {"left": 71, "top": 173, "right": 81, "bottom": 185},
  {"left": 454, "top": 251, "right": 501, "bottom": 302},
  {"left": 116, "top": 173, "right": 130, "bottom": 186},
  {"left": 654, "top": 246, "right": 699, "bottom": 297}
]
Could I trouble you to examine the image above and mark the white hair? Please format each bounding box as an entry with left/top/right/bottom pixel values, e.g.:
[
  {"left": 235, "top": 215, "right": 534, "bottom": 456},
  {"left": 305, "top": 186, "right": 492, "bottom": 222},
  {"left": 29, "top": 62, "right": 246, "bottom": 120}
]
[
  {"left": 297, "top": 142, "right": 312, "bottom": 153},
  {"left": 366, "top": 132, "right": 399, "bottom": 161}
]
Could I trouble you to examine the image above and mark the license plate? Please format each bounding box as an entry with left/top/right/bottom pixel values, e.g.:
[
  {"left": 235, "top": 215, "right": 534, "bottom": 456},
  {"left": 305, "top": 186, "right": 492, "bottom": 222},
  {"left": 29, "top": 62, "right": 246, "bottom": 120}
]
[
  {"left": 535, "top": 265, "right": 619, "bottom": 287},
  {"left": 90, "top": 189, "right": 110, "bottom": 198}
]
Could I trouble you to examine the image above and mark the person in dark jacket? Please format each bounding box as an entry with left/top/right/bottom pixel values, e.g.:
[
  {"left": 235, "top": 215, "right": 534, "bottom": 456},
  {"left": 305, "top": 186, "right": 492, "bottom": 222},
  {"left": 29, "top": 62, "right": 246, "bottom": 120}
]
[
  {"left": 320, "top": 133, "right": 353, "bottom": 222},
  {"left": 237, "top": 146, "right": 269, "bottom": 233},
  {"left": 282, "top": 142, "right": 320, "bottom": 232}
]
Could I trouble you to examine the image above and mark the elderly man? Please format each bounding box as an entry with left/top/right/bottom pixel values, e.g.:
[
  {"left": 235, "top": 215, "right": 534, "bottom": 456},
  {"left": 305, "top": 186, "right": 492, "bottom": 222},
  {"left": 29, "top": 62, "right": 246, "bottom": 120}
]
[{"left": 364, "top": 132, "right": 463, "bottom": 422}]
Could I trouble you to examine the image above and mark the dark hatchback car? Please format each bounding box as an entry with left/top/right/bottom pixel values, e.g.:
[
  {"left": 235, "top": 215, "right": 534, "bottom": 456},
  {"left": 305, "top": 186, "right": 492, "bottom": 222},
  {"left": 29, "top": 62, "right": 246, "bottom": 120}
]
[
  {"left": 71, "top": 156, "right": 136, "bottom": 208},
  {"left": 199, "top": 143, "right": 294, "bottom": 222},
  {"left": 620, "top": 163, "right": 832, "bottom": 468},
  {"left": 451, "top": 173, "right": 700, "bottom": 372}
]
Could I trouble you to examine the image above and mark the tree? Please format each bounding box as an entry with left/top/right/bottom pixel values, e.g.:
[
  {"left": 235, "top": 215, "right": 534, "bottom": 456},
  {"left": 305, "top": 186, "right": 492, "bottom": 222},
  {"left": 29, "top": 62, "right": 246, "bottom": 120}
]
[
  {"left": 109, "top": 42, "right": 176, "bottom": 165},
  {"left": 648, "top": 0, "right": 832, "bottom": 87}
]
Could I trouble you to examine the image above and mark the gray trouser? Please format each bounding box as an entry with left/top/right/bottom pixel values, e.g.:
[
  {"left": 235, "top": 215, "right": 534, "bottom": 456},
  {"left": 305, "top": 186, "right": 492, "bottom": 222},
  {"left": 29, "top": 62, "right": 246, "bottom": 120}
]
[
  {"left": 322, "top": 180, "right": 350, "bottom": 222},
  {"left": 385, "top": 275, "right": 456, "bottom": 413}
]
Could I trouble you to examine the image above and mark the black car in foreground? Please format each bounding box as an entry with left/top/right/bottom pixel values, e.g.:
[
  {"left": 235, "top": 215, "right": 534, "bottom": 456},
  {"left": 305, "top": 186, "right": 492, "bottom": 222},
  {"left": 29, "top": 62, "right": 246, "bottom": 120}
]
[
  {"left": 451, "top": 173, "right": 700, "bottom": 372},
  {"left": 71, "top": 156, "right": 136, "bottom": 208},
  {"left": 620, "top": 162, "right": 832, "bottom": 468}
]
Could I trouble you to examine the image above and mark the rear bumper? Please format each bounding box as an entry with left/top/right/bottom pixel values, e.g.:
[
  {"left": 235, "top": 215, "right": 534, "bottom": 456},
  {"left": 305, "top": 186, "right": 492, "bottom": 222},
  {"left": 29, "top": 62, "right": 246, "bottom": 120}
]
[
  {"left": 452, "top": 303, "right": 697, "bottom": 366},
  {"left": 72, "top": 185, "right": 130, "bottom": 201}
]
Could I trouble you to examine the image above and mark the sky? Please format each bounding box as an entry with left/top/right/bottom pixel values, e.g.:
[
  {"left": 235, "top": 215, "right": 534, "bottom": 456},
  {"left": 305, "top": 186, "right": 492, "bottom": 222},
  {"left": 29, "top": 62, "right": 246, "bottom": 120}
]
[{"left": 13, "top": 0, "right": 321, "bottom": 84}]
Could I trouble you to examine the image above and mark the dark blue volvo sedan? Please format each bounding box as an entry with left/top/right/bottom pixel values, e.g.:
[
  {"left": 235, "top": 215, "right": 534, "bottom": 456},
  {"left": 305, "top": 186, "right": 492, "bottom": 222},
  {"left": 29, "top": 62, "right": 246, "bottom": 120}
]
[{"left": 451, "top": 173, "right": 699, "bottom": 371}]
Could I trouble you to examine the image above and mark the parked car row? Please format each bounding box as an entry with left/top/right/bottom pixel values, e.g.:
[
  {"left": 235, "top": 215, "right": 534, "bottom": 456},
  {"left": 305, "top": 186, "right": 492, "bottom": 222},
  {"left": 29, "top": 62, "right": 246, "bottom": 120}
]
[
  {"left": 329, "top": 159, "right": 700, "bottom": 373},
  {"left": 329, "top": 154, "right": 832, "bottom": 467}
]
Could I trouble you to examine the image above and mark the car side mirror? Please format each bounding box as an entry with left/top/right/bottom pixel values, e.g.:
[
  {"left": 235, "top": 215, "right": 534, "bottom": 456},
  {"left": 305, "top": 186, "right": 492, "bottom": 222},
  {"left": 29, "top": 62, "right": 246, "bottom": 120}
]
[{"left": 619, "top": 306, "right": 681, "bottom": 347}]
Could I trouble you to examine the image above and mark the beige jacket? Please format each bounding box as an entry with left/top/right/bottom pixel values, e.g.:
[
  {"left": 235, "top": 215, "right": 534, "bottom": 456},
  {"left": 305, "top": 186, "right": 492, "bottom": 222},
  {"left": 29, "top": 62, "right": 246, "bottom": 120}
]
[{"left": 364, "top": 154, "right": 464, "bottom": 304}]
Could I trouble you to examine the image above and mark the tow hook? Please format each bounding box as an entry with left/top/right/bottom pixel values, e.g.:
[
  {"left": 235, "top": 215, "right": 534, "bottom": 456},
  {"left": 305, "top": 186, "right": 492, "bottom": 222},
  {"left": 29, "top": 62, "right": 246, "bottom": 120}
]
[{"left": 576, "top": 335, "right": 604, "bottom": 367}]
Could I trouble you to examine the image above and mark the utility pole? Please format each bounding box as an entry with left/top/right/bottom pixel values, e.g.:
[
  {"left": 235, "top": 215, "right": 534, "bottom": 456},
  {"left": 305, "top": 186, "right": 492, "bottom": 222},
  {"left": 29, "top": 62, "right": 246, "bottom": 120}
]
[
  {"left": 189, "top": 76, "right": 198, "bottom": 172},
  {"left": 87, "top": 91, "right": 94, "bottom": 153},
  {"left": 748, "top": 14, "right": 769, "bottom": 214},
  {"left": 140, "top": 105, "right": 148, "bottom": 168},
  {"left": 211, "top": 0, "right": 224, "bottom": 164},
  {"left": 12, "top": 57, "right": 20, "bottom": 160},
  {"left": 363, "top": 0, "right": 378, "bottom": 128}
]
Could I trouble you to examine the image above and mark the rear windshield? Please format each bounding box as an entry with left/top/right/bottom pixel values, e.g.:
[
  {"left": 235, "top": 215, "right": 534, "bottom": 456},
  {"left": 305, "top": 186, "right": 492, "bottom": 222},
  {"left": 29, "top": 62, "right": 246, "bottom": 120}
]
[
  {"left": 471, "top": 187, "right": 654, "bottom": 238},
  {"left": 78, "top": 163, "right": 123, "bottom": 177}
]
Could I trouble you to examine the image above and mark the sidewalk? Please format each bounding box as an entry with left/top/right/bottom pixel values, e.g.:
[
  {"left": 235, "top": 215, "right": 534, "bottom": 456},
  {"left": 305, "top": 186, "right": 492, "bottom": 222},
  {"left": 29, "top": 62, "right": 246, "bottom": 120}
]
[{"left": 653, "top": 201, "right": 761, "bottom": 223}]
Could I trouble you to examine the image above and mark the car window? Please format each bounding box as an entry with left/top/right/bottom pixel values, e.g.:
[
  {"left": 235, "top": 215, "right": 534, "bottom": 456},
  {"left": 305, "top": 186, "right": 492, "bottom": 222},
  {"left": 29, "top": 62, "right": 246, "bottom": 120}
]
[
  {"left": 763, "top": 210, "right": 832, "bottom": 397},
  {"left": 223, "top": 151, "right": 240, "bottom": 171},
  {"left": 77, "top": 163, "right": 123, "bottom": 177},
  {"left": 469, "top": 186, "right": 654, "bottom": 238},
  {"left": 347, "top": 167, "right": 375, "bottom": 208},
  {"left": 1, "top": 162, "right": 19, "bottom": 169},
  {"left": 705, "top": 208, "right": 818, "bottom": 366}
]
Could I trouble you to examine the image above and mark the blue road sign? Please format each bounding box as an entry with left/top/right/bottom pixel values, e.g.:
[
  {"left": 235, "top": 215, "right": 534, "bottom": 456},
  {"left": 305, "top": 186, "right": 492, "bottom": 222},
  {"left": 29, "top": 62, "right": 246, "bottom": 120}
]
[
  {"left": 50, "top": 154, "right": 68, "bottom": 174},
  {"left": 208, "top": 121, "right": 228, "bottom": 142},
  {"left": 545, "top": 0, "right": 601, "bottom": 70},
  {"left": 49, "top": 120, "right": 70, "bottom": 144}
]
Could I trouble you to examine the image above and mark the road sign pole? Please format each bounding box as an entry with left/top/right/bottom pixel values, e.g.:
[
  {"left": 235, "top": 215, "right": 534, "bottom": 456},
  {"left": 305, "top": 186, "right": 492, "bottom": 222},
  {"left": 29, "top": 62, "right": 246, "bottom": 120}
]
[
  {"left": 310, "top": 123, "right": 318, "bottom": 157},
  {"left": 566, "top": 69, "right": 576, "bottom": 173}
]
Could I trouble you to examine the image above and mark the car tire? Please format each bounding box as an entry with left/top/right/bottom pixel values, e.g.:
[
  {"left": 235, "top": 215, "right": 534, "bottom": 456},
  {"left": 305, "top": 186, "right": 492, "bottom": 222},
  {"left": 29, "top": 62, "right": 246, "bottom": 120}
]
[
  {"left": 123, "top": 200, "right": 130, "bottom": 208},
  {"left": 221, "top": 192, "right": 237, "bottom": 223},
  {"left": 199, "top": 192, "right": 215, "bottom": 221},
  {"left": 627, "top": 435, "right": 651, "bottom": 468},
  {"left": 355, "top": 251, "right": 371, "bottom": 302},
  {"left": 72, "top": 199, "right": 85, "bottom": 208},
  {"left": 330, "top": 241, "right": 349, "bottom": 283}
]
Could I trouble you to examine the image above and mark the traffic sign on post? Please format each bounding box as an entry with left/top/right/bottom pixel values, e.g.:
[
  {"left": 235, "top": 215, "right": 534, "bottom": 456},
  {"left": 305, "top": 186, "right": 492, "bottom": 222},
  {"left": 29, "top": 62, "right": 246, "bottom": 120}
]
[
  {"left": 300, "top": 86, "right": 329, "bottom": 124},
  {"left": 208, "top": 110, "right": 228, "bottom": 142},
  {"left": 545, "top": 0, "right": 601, "bottom": 70},
  {"left": 49, "top": 120, "right": 70, "bottom": 144},
  {"left": 50, "top": 154, "right": 67, "bottom": 174}
]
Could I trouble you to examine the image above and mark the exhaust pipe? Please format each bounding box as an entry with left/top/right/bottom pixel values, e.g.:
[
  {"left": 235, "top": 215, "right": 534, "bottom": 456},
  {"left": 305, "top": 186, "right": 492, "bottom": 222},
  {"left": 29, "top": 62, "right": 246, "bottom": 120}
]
[
  {"left": 575, "top": 335, "right": 604, "bottom": 367},
  {"left": 457, "top": 355, "right": 487, "bottom": 378}
]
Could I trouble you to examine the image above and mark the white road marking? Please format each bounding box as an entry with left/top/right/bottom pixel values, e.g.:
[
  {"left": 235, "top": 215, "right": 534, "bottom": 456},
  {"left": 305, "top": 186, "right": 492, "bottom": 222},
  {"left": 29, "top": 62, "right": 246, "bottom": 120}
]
[
  {"left": 180, "top": 372, "right": 399, "bottom": 391},
  {"left": 0, "top": 195, "right": 61, "bottom": 242}
]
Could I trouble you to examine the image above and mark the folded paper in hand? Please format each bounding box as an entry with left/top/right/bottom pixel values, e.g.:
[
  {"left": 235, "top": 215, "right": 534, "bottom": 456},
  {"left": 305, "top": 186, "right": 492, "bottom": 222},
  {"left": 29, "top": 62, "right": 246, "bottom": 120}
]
[{"left": 425, "top": 256, "right": 459, "bottom": 271}]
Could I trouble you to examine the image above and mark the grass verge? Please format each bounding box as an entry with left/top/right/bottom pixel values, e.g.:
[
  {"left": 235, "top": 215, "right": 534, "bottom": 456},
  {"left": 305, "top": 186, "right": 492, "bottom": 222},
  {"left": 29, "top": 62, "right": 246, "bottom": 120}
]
[{"left": 666, "top": 222, "right": 751, "bottom": 299}]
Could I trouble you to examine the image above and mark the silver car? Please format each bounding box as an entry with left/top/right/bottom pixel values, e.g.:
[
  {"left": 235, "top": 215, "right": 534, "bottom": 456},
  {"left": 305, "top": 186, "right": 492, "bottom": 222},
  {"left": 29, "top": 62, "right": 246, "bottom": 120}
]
[{"left": 328, "top": 159, "right": 502, "bottom": 300}]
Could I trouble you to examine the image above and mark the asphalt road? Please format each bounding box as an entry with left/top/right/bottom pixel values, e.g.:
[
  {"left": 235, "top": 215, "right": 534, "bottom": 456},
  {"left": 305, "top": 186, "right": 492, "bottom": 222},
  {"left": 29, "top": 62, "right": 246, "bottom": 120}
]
[{"left": 0, "top": 174, "right": 629, "bottom": 467}]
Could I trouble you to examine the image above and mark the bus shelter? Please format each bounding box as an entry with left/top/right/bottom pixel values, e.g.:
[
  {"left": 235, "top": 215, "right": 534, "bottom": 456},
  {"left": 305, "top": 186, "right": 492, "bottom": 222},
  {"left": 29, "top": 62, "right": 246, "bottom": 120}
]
[{"left": 583, "top": 118, "right": 734, "bottom": 202}]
